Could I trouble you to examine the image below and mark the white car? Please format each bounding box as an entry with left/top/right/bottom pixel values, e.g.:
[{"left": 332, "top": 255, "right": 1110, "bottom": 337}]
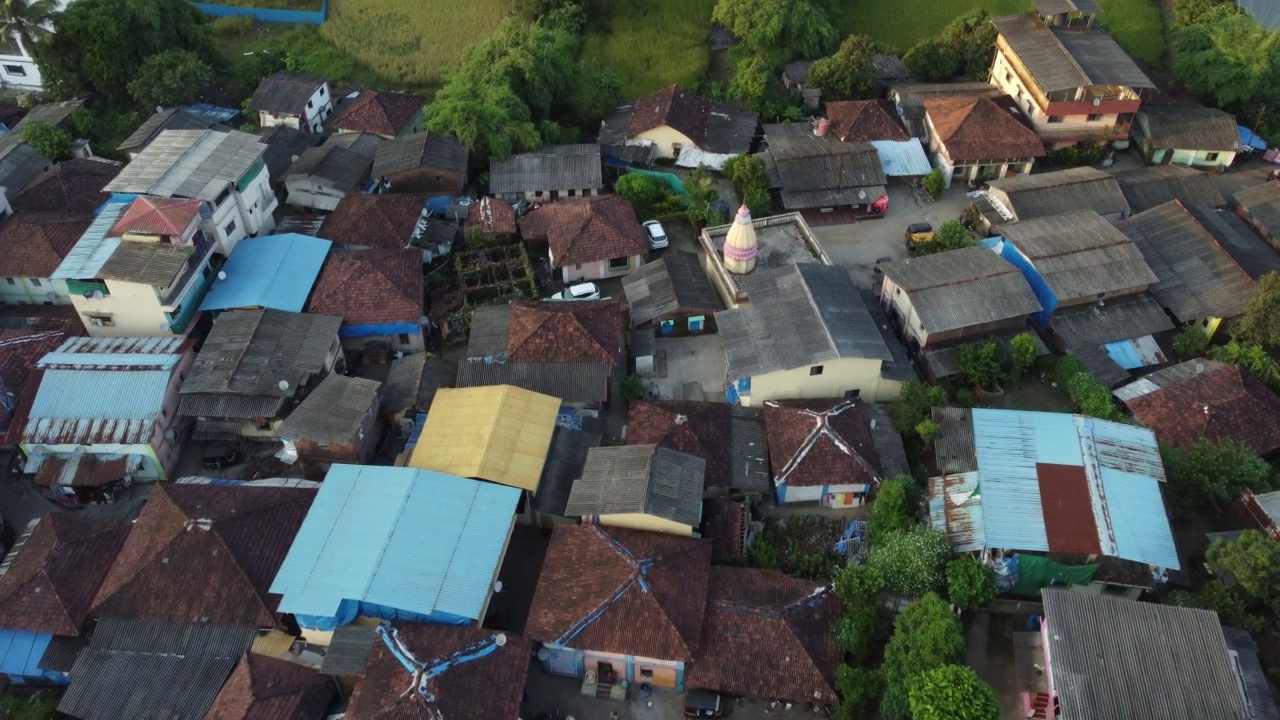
[
  {"left": 643, "top": 220, "right": 669, "bottom": 250},
  {"left": 548, "top": 282, "right": 601, "bottom": 301}
]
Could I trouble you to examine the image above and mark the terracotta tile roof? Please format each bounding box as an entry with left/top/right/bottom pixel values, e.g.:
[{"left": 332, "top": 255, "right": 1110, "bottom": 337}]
[
  {"left": 205, "top": 653, "right": 335, "bottom": 720},
  {"left": 93, "top": 483, "right": 316, "bottom": 627},
  {"left": 320, "top": 193, "right": 430, "bottom": 250},
  {"left": 1126, "top": 364, "right": 1280, "bottom": 455},
  {"left": 0, "top": 212, "right": 96, "bottom": 278},
  {"left": 329, "top": 90, "right": 425, "bottom": 137},
  {"left": 763, "top": 398, "right": 881, "bottom": 489},
  {"left": 109, "top": 196, "right": 203, "bottom": 237},
  {"left": 627, "top": 400, "right": 734, "bottom": 490},
  {"left": 924, "top": 96, "right": 1045, "bottom": 162},
  {"left": 33, "top": 455, "right": 135, "bottom": 487},
  {"left": 507, "top": 299, "right": 624, "bottom": 364},
  {"left": 306, "top": 248, "right": 422, "bottom": 326},
  {"left": 629, "top": 84, "right": 711, "bottom": 144},
  {"left": 463, "top": 196, "right": 517, "bottom": 236},
  {"left": 686, "top": 567, "right": 841, "bottom": 705},
  {"left": 518, "top": 194, "right": 647, "bottom": 268},
  {"left": 525, "top": 525, "right": 711, "bottom": 661},
  {"left": 10, "top": 158, "right": 121, "bottom": 214},
  {"left": 825, "top": 100, "right": 910, "bottom": 142},
  {"left": 0, "top": 513, "right": 130, "bottom": 635},
  {"left": 0, "top": 321, "right": 81, "bottom": 437},
  {"left": 345, "top": 624, "right": 531, "bottom": 720}
]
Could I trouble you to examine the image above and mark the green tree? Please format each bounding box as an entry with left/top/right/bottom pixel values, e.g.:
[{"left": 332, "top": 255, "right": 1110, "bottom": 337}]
[
  {"left": 1174, "top": 0, "right": 1242, "bottom": 28},
  {"left": 939, "top": 9, "right": 999, "bottom": 81},
  {"left": 908, "top": 664, "right": 1000, "bottom": 720},
  {"left": 833, "top": 563, "right": 889, "bottom": 656},
  {"left": 727, "top": 52, "right": 773, "bottom": 112},
  {"left": 615, "top": 173, "right": 681, "bottom": 219},
  {"left": 1167, "top": 581, "right": 1263, "bottom": 631},
  {"left": 903, "top": 39, "right": 958, "bottom": 82},
  {"left": 1173, "top": 325, "right": 1210, "bottom": 360},
  {"left": 867, "top": 474, "right": 916, "bottom": 543},
  {"left": 1161, "top": 438, "right": 1274, "bottom": 515},
  {"left": 921, "top": 167, "right": 945, "bottom": 198},
  {"left": 808, "top": 34, "right": 877, "bottom": 99},
  {"left": 127, "top": 49, "right": 212, "bottom": 110},
  {"left": 1210, "top": 340, "right": 1280, "bottom": 391},
  {"left": 1207, "top": 530, "right": 1280, "bottom": 613},
  {"left": 881, "top": 593, "right": 965, "bottom": 719},
  {"left": 1007, "top": 332, "right": 1037, "bottom": 384},
  {"left": 684, "top": 164, "right": 720, "bottom": 227},
  {"left": 835, "top": 665, "right": 882, "bottom": 720},
  {"left": 916, "top": 418, "right": 940, "bottom": 443},
  {"left": 570, "top": 67, "right": 623, "bottom": 129},
  {"left": 1, "top": 0, "right": 55, "bottom": 53},
  {"left": 724, "top": 153, "right": 769, "bottom": 199},
  {"left": 870, "top": 525, "right": 952, "bottom": 598},
  {"left": 916, "top": 219, "right": 975, "bottom": 255},
  {"left": 35, "top": 0, "right": 220, "bottom": 106},
  {"left": 1053, "top": 356, "right": 1125, "bottom": 421},
  {"left": 1172, "top": 16, "right": 1280, "bottom": 111},
  {"left": 946, "top": 557, "right": 997, "bottom": 609},
  {"left": 19, "top": 119, "right": 71, "bottom": 159},
  {"left": 711, "top": 0, "right": 837, "bottom": 66},
  {"left": 1234, "top": 272, "right": 1280, "bottom": 351},
  {"left": 956, "top": 341, "right": 1001, "bottom": 390},
  {"left": 888, "top": 380, "right": 947, "bottom": 438}
]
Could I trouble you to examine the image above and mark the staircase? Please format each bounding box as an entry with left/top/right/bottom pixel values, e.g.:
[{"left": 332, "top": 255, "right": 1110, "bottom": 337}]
[{"left": 1029, "top": 692, "right": 1057, "bottom": 719}]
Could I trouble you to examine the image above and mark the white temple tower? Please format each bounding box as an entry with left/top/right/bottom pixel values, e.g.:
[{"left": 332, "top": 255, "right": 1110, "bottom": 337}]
[{"left": 722, "top": 204, "right": 758, "bottom": 274}]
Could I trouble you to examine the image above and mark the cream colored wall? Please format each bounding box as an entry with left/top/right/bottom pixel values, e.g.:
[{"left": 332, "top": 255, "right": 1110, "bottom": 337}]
[
  {"left": 71, "top": 280, "right": 171, "bottom": 338},
  {"left": 879, "top": 276, "right": 930, "bottom": 347},
  {"left": 742, "top": 357, "right": 900, "bottom": 405},
  {"left": 597, "top": 513, "right": 695, "bottom": 537},
  {"left": 634, "top": 126, "right": 698, "bottom": 159},
  {"left": 1170, "top": 148, "right": 1236, "bottom": 169},
  {"left": 0, "top": 277, "right": 69, "bottom": 306},
  {"left": 559, "top": 254, "right": 643, "bottom": 283},
  {"left": 21, "top": 441, "right": 163, "bottom": 478}
]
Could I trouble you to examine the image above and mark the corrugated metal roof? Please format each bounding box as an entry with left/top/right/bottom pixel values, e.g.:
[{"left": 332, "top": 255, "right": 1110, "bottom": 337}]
[
  {"left": 1114, "top": 165, "right": 1226, "bottom": 214},
  {"left": 999, "top": 212, "right": 1159, "bottom": 302},
  {"left": 23, "top": 367, "right": 174, "bottom": 445},
  {"left": 57, "top": 619, "right": 254, "bottom": 720},
  {"left": 1041, "top": 589, "right": 1248, "bottom": 720},
  {"left": 408, "top": 385, "right": 559, "bottom": 493},
  {"left": 455, "top": 360, "right": 610, "bottom": 405},
  {"left": 1049, "top": 293, "right": 1175, "bottom": 348},
  {"left": 51, "top": 199, "right": 131, "bottom": 280},
  {"left": 565, "top": 445, "right": 705, "bottom": 527},
  {"left": 38, "top": 336, "right": 184, "bottom": 369},
  {"left": 199, "top": 233, "right": 332, "bottom": 312},
  {"left": 868, "top": 139, "right": 932, "bottom": 176},
  {"left": 320, "top": 624, "right": 377, "bottom": 675},
  {"left": 1222, "top": 625, "right": 1280, "bottom": 720},
  {"left": 987, "top": 167, "right": 1130, "bottom": 222},
  {"left": 104, "top": 129, "right": 268, "bottom": 201},
  {"left": 270, "top": 464, "right": 519, "bottom": 623},
  {"left": 928, "top": 471, "right": 984, "bottom": 552},
  {"left": 489, "top": 144, "right": 603, "bottom": 195},
  {"left": 279, "top": 374, "right": 380, "bottom": 445}
]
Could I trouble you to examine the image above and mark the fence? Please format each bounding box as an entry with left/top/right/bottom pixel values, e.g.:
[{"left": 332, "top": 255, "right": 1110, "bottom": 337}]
[{"left": 192, "top": 0, "right": 326, "bottom": 25}]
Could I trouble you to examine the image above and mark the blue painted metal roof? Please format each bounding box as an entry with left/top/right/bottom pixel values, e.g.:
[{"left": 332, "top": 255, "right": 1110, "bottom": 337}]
[
  {"left": 869, "top": 139, "right": 932, "bottom": 177},
  {"left": 270, "top": 464, "right": 519, "bottom": 624},
  {"left": 0, "top": 630, "right": 55, "bottom": 679},
  {"left": 25, "top": 369, "right": 173, "bottom": 444},
  {"left": 199, "top": 233, "right": 331, "bottom": 312},
  {"left": 966, "top": 408, "right": 1179, "bottom": 569}
]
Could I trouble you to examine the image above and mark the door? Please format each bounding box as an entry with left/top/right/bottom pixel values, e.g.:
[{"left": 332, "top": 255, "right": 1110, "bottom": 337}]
[{"left": 687, "top": 315, "right": 705, "bottom": 333}]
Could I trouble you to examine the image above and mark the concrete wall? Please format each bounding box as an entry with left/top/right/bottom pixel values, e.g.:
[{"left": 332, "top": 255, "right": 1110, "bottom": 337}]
[
  {"left": 71, "top": 261, "right": 214, "bottom": 339},
  {"left": 341, "top": 331, "right": 426, "bottom": 357},
  {"left": 258, "top": 83, "right": 333, "bottom": 134},
  {"left": 595, "top": 512, "right": 696, "bottom": 537},
  {"left": 0, "top": 277, "right": 69, "bottom": 306},
  {"left": 740, "top": 357, "right": 899, "bottom": 406},
  {"left": 579, "top": 648, "right": 684, "bottom": 691},
  {"left": 556, "top": 253, "right": 644, "bottom": 283},
  {"left": 284, "top": 177, "right": 348, "bottom": 212},
  {"left": 498, "top": 187, "right": 599, "bottom": 204},
  {"left": 634, "top": 126, "right": 698, "bottom": 160}
]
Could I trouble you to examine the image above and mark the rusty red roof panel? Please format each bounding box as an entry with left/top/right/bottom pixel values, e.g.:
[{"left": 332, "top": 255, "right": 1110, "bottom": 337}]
[{"left": 1037, "top": 462, "right": 1102, "bottom": 554}]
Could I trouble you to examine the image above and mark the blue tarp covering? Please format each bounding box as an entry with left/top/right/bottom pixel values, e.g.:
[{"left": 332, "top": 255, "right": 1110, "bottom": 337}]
[
  {"left": 186, "top": 103, "right": 240, "bottom": 124},
  {"left": 425, "top": 196, "right": 450, "bottom": 215},
  {"left": 0, "top": 630, "right": 64, "bottom": 684},
  {"left": 1239, "top": 125, "right": 1268, "bottom": 152},
  {"left": 296, "top": 601, "right": 470, "bottom": 632},
  {"left": 339, "top": 322, "right": 421, "bottom": 338},
  {"left": 984, "top": 237, "right": 1057, "bottom": 327}
]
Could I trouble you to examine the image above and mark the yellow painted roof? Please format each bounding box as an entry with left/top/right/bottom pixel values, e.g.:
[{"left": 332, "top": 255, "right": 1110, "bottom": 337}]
[
  {"left": 251, "top": 629, "right": 297, "bottom": 658},
  {"left": 408, "top": 385, "right": 559, "bottom": 492}
]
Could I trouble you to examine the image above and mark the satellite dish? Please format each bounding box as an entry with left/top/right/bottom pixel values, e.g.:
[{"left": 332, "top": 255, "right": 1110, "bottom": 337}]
[
  {"left": 278, "top": 380, "right": 290, "bottom": 391},
  {"left": 217, "top": 271, "right": 227, "bottom": 281},
  {"left": 858, "top": 189, "right": 867, "bottom": 200},
  {"left": 90, "top": 290, "right": 103, "bottom": 300},
  {"left": 155, "top": 106, "right": 163, "bottom": 113},
  {"left": 419, "top": 315, "right": 429, "bottom": 326},
  {"left": 495, "top": 633, "right": 507, "bottom": 647},
  {"left": 1092, "top": 98, "right": 1101, "bottom": 107},
  {"left": 493, "top": 580, "right": 504, "bottom": 593},
  {"left": 164, "top": 428, "right": 179, "bottom": 440},
  {"left": 290, "top": 154, "right": 300, "bottom": 163}
]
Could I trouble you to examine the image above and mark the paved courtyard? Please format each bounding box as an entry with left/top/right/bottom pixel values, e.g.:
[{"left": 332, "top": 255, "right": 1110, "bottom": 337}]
[{"left": 641, "top": 333, "right": 727, "bottom": 402}]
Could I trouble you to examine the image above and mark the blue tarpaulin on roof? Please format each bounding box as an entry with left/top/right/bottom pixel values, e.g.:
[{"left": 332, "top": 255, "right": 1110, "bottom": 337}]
[
  {"left": 1239, "top": 125, "right": 1268, "bottom": 152},
  {"left": 0, "top": 630, "right": 65, "bottom": 684},
  {"left": 339, "top": 322, "right": 421, "bottom": 338},
  {"left": 296, "top": 601, "right": 470, "bottom": 632},
  {"left": 984, "top": 237, "right": 1057, "bottom": 327}
]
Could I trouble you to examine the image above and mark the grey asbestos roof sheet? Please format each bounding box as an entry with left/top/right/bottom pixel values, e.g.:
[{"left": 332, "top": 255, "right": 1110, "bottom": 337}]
[
  {"left": 1118, "top": 202, "right": 1253, "bottom": 321},
  {"left": 382, "top": 353, "right": 426, "bottom": 415},
  {"left": 1053, "top": 26, "right": 1154, "bottom": 89},
  {"left": 489, "top": 144, "right": 603, "bottom": 195},
  {"left": 371, "top": 131, "right": 469, "bottom": 181},
  {"left": 1115, "top": 166, "right": 1226, "bottom": 213},
  {"left": 465, "top": 305, "right": 512, "bottom": 360},
  {"left": 1033, "top": 0, "right": 1102, "bottom": 13},
  {"left": 0, "top": 138, "right": 49, "bottom": 195},
  {"left": 320, "top": 624, "right": 377, "bottom": 676},
  {"left": 1188, "top": 204, "right": 1280, "bottom": 281},
  {"left": 119, "top": 108, "right": 217, "bottom": 152},
  {"left": 867, "top": 404, "right": 910, "bottom": 478},
  {"left": 1113, "top": 358, "right": 1228, "bottom": 402},
  {"left": 533, "top": 426, "right": 603, "bottom": 517},
  {"left": 98, "top": 241, "right": 193, "bottom": 286},
  {"left": 729, "top": 406, "right": 771, "bottom": 493},
  {"left": 1221, "top": 626, "right": 1280, "bottom": 720},
  {"left": 932, "top": 406, "right": 976, "bottom": 474},
  {"left": 249, "top": 71, "right": 327, "bottom": 114},
  {"left": 285, "top": 140, "right": 376, "bottom": 191},
  {"left": 1140, "top": 106, "right": 1239, "bottom": 151},
  {"left": 1240, "top": 0, "right": 1280, "bottom": 29},
  {"left": 987, "top": 167, "right": 1130, "bottom": 222},
  {"left": 279, "top": 374, "right": 380, "bottom": 444},
  {"left": 993, "top": 14, "right": 1089, "bottom": 92},
  {"left": 1000, "top": 212, "right": 1158, "bottom": 302},
  {"left": 105, "top": 130, "right": 268, "bottom": 201},
  {"left": 1048, "top": 293, "right": 1174, "bottom": 348},
  {"left": 1040, "top": 588, "right": 1249, "bottom": 720},
  {"left": 879, "top": 245, "right": 1016, "bottom": 291},
  {"left": 455, "top": 360, "right": 610, "bottom": 405},
  {"left": 565, "top": 445, "right": 705, "bottom": 526},
  {"left": 622, "top": 251, "right": 721, "bottom": 326},
  {"left": 881, "top": 246, "right": 1042, "bottom": 333},
  {"left": 1068, "top": 343, "right": 1131, "bottom": 387}
]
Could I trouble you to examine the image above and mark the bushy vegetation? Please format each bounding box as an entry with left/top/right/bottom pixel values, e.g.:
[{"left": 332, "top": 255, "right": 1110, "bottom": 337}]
[
  {"left": 1160, "top": 438, "right": 1274, "bottom": 516},
  {"left": 908, "top": 664, "right": 1001, "bottom": 720},
  {"left": 1173, "top": 326, "right": 1210, "bottom": 360},
  {"left": 946, "top": 557, "right": 997, "bottom": 609},
  {"left": 888, "top": 380, "right": 947, "bottom": 440},
  {"left": 869, "top": 526, "right": 952, "bottom": 599},
  {"left": 1050, "top": 356, "right": 1126, "bottom": 422},
  {"left": 723, "top": 154, "right": 773, "bottom": 218},
  {"left": 582, "top": 0, "right": 716, "bottom": 97},
  {"left": 913, "top": 219, "right": 975, "bottom": 255},
  {"left": 879, "top": 593, "right": 966, "bottom": 719},
  {"left": 902, "top": 9, "right": 998, "bottom": 82},
  {"left": 747, "top": 515, "right": 846, "bottom": 580}
]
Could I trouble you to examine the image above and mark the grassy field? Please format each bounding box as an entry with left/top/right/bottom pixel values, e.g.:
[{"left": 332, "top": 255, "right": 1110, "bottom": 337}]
[
  {"left": 829, "top": 0, "right": 1165, "bottom": 66},
  {"left": 581, "top": 0, "right": 718, "bottom": 98},
  {"left": 318, "top": 0, "right": 518, "bottom": 89}
]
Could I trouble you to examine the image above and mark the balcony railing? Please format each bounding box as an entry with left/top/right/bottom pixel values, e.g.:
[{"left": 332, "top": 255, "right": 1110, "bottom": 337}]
[{"left": 161, "top": 232, "right": 215, "bottom": 307}]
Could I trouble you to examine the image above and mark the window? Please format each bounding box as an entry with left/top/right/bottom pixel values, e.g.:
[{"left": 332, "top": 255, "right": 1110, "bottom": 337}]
[
  {"left": 567, "top": 189, "right": 576, "bottom": 197},
  {"left": 1101, "top": 584, "right": 1129, "bottom": 597},
  {"left": 397, "top": 333, "right": 410, "bottom": 344},
  {"left": 85, "top": 314, "right": 114, "bottom": 327},
  {"left": 639, "top": 668, "right": 654, "bottom": 679},
  {"left": 1047, "top": 115, "right": 1064, "bottom": 124},
  {"left": 4, "top": 278, "right": 13, "bottom": 286},
  {"left": 307, "top": 99, "right": 314, "bottom": 109},
  {"left": 845, "top": 388, "right": 861, "bottom": 399},
  {"left": 609, "top": 257, "right": 630, "bottom": 271},
  {"left": 659, "top": 319, "right": 675, "bottom": 335},
  {"left": 223, "top": 220, "right": 237, "bottom": 236},
  {"left": 319, "top": 86, "right": 326, "bottom": 97},
  {"left": 28, "top": 278, "right": 40, "bottom": 286},
  {"left": 810, "top": 365, "right": 824, "bottom": 376},
  {"left": 1206, "top": 152, "right": 1220, "bottom": 162},
  {"left": 214, "top": 186, "right": 232, "bottom": 206},
  {"left": 1087, "top": 113, "right": 1103, "bottom": 121},
  {"left": 3, "top": 64, "right": 26, "bottom": 77},
  {"left": 688, "top": 315, "right": 705, "bottom": 332},
  {"left": 1005, "top": 72, "right": 1012, "bottom": 83}
]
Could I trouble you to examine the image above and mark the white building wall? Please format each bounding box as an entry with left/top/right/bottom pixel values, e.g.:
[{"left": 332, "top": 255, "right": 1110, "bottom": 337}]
[{"left": 0, "top": 277, "right": 69, "bottom": 305}]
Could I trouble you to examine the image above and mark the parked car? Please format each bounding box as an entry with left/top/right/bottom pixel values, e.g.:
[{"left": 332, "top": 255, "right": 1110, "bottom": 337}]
[
  {"left": 684, "top": 690, "right": 730, "bottom": 718},
  {"left": 643, "top": 220, "right": 669, "bottom": 249},
  {"left": 904, "top": 222, "right": 934, "bottom": 250},
  {"left": 548, "top": 282, "right": 602, "bottom": 301}
]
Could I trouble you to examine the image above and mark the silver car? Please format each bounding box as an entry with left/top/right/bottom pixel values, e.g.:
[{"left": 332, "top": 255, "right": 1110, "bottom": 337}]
[{"left": 643, "top": 220, "right": 669, "bottom": 250}]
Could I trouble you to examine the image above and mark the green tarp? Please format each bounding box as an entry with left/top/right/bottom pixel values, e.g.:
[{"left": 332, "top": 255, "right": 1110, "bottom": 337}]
[
  {"left": 1012, "top": 553, "right": 1099, "bottom": 596},
  {"left": 626, "top": 168, "right": 687, "bottom": 195}
]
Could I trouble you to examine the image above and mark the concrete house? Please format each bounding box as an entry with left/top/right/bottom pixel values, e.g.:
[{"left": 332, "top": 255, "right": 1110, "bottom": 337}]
[
  {"left": 760, "top": 122, "right": 889, "bottom": 222},
  {"left": 104, "top": 129, "right": 278, "bottom": 255},
  {"left": 527, "top": 524, "right": 711, "bottom": 692},
  {"left": 1134, "top": 106, "right": 1239, "bottom": 171},
  {"left": 321, "top": 193, "right": 457, "bottom": 261},
  {"left": 17, "top": 337, "right": 196, "bottom": 501},
  {"left": 0, "top": 212, "right": 92, "bottom": 307},
  {"left": 622, "top": 251, "right": 722, "bottom": 336},
  {"left": 305, "top": 248, "right": 425, "bottom": 357},
  {"left": 278, "top": 373, "right": 382, "bottom": 466},
  {"left": 283, "top": 132, "right": 381, "bottom": 212},
  {"left": 763, "top": 398, "right": 885, "bottom": 507},
  {"left": 520, "top": 195, "right": 648, "bottom": 282},
  {"left": 887, "top": 81, "right": 1002, "bottom": 139},
  {"left": 489, "top": 144, "right": 603, "bottom": 203},
  {"left": 56, "top": 197, "right": 219, "bottom": 339},
  {"left": 599, "top": 84, "right": 758, "bottom": 168},
  {"left": 329, "top": 90, "right": 426, "bottom": 139},
  {"left": 199, "top": 233, "right": 331, "bottom": 314},
  {"left": 716, "top": 263, "right": 901, "bottom": 406},
  {"left": 989, "top": 10, "right": 1154, "bottom": 147},
  {"left": 117, "top": 104, "right": 241, "bottom": 160},
  {"left": 370, "top": 131, "right": 469, "bottom": 195},
  {"left": 878, "top": 245, "right": 1042, "bottom": 350},
  {"left": 923, "top": 96, "right": 1045, "bottom": 188},
  {"left": 249, "top": 71, "right": 333, "bottom": 134},
  {"left": 11, "top": 157, "right": 120, "bottom": 215},
  {"left": 564, "top": 444, "right": 706, "bottom": 536}
]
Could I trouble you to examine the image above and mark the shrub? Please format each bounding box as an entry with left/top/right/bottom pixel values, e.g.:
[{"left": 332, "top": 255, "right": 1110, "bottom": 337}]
[
  {"left": 956, "top": 341, "right": 1001, "bottom": 390},
  {"left": 946, "top": 556, "right": 997, "bottom": 609},
  {"left": 836, "top": 665, "right": 883, "bottom": 719},
  {"left": 1007, "top": 332, "right": 1037, "bottom": 384},
  {"left": 870, "top": 526, "right": 952, "bottom": 598},
  {"left": 1173, "top": 325, "right": 1209, "bottom": 360},
  {"left": 953, "top": 387, "right": 973, "bottom": 408},
  {"left": 620, "top": 374, "right": 644, "bottom": 401},
  {"left": 908, "top": 664, "right": 1000, "bottom": 720},
  {"left": 1161, "top": 438, "right": 1275, "bottom": 515},
  {"left": 915, "top": 419, "right": 940, "bottom": 443},
  {"left": 888, "top": 381, "right": 947, "bottom": 438},
  {"left": 915, "top": 219, "right": 975, "bottom": 256},
  {"left": 922, "top": 167, "right": 944, "bottom": 198},
  {"left": 1167, "top": 581, "right": 1262, "bottom": 631},
  {"left": 1053, "top": 356, "right": 1125, "bottom": 421},
  {"left": 20, "top": 120, "right": 72, "bottom": 159},
  {"left": 212, "top": 15, "right": 255, "bottom": 37},
  {"left": 867, "top": 475, "right": 916, "bottom": 543}
]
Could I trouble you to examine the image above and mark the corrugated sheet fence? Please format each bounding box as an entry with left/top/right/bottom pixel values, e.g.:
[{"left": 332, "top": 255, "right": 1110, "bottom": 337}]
[{"left": 192, "top": 0, "right": 326, "bottom": 25}]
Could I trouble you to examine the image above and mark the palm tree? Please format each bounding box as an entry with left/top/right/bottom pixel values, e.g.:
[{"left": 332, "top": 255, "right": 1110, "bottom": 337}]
[{"left": 0, "top": 0, "right": 57, "bottom": 56}]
